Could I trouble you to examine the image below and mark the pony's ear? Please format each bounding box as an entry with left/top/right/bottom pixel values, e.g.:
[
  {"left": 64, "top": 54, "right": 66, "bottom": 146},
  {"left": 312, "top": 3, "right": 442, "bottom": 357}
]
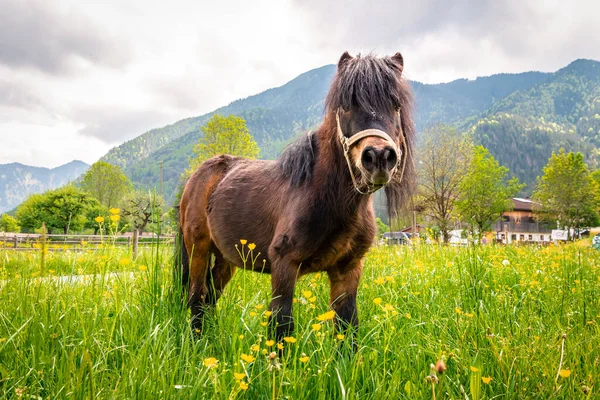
[
  {"left": 338, "top": 51, "right": 353, "bottom": 69},
  {"left": 391, "top": 52, "right": 404, "bottom": 71}
]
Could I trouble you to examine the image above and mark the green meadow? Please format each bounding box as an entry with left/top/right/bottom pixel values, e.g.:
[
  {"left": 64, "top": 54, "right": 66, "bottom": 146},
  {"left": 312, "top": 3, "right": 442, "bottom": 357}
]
[{"left": 0, "top": 242, "right": 598, "bottom": 399}]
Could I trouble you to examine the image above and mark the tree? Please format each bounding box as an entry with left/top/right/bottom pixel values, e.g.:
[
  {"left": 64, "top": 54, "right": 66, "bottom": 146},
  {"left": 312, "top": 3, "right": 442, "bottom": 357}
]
[
  {"left": 0, "top": 214, "right": 20, "bottom": 232},
  {"left": 121, "top": 190, "right": 166, "bottom": 257},
  {"left": 456, "top": 146, "right": 524, "bottom": 241},
  {"left": 533, "top": 149, "right": 600, "bottom": 240},
  {"left": 187, "top": 114, "right": 260, "bottom": 174},
  {"left": 80, "top": 161, "right": 133, "bottom": 209},
  {"left": 16, "top": 186, "right": 99, "bottom": 234},
  {"left": 416, "top": 125, "right": 472, "bottom": 243}
]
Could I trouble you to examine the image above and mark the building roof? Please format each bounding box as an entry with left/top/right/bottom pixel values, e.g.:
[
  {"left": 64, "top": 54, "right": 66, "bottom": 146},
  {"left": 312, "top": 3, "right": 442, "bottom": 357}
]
[{"left": 512, "top": 197, "right": 538, "bottom": 212}]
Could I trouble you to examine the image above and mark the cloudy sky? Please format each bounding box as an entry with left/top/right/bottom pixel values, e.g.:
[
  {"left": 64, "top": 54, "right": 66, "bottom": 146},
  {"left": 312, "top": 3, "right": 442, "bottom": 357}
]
[{"left": 1, "top": 0, "right": 599, "bottom": 168}]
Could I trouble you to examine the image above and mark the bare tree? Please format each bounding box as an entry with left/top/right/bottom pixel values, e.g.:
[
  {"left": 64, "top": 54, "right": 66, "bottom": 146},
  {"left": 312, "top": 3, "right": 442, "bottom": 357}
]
[
  {"left": 121, "top": 191, "right": 165, "bottom": 257},
  {"left": 416, "top": 124, "right": 472, "bottom": 243}
]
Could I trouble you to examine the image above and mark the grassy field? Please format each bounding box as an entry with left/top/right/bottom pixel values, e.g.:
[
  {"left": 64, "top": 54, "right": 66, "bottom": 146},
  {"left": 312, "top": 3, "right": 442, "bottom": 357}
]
[{"left": 0, "top": 241, "right": 599, "bottom": 399}]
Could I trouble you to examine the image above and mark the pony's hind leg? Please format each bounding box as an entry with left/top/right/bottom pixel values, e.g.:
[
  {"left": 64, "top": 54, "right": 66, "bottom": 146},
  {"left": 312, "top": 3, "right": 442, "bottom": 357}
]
[
  {"left": 205, "top": 246, "right": 237, "bottom": 307},
  {"left": 184, "top": 232, "right": 212, "bottom": 333}
]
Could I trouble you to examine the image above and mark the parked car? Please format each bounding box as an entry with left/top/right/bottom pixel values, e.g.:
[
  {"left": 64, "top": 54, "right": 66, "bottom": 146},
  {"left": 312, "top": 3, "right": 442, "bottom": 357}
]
[
  {"left": 381, "top": 231, "right": 412, "bottom": 245},
  {"left": 592, "top": 233, "right": 600, "bottom": 250}
]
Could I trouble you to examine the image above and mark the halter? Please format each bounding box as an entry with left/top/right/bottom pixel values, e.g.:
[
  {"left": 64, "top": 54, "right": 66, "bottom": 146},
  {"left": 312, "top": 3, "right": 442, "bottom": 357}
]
[{"left": 336, "top": 109, "right": 407, "bottom": 194}]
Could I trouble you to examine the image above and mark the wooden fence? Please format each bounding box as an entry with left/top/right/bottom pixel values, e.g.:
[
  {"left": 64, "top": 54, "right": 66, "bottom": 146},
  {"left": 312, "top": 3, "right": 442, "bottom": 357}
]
[{"left": 0, "top": 233, "right": 175, "bottom": 251}]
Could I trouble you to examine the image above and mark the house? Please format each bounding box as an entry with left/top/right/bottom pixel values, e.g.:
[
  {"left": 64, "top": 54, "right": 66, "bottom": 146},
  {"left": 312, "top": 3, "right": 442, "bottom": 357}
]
[{"left": 493, "top": 198, "right": 552, "bottom": 244}]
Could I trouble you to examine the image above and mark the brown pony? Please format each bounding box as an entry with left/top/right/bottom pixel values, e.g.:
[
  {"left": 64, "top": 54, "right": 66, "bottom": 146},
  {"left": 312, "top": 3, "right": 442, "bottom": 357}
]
[{"left": 178, "top": 52, "right": 416, "bottom": 341}]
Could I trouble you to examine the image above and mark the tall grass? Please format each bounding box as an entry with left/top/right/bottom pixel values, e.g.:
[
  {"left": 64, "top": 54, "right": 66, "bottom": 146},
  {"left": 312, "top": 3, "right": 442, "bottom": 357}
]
[{"left": 0, "top": 242, "right": 598, "bottom": 399}]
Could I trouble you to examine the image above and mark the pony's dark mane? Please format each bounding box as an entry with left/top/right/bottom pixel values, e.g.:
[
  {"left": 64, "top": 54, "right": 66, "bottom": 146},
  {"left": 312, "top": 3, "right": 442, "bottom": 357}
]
[
  {"left": 277, "top": 131, "right": 318, "bottom": 186},
  {"left": 278, "top": 53, "right": 416, "bottom": 218}
]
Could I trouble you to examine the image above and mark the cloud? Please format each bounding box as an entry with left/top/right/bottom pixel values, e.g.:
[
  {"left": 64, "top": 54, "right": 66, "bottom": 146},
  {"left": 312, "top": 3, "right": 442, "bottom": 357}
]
[
  {"left": 0, "top": 0, "right": 130, "bottom": 75},
  {"left": 0, "top": 78, "right": 42, "bottom": 109},
  {"left": 72, "top": 106, "right": 178, "bottom": 144}
]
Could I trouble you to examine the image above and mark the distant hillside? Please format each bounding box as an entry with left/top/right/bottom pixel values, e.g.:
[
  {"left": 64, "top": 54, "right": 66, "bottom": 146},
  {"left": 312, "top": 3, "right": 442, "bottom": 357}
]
[
  {"left": 105, "top": 64, "right": 556, "bottom": 202},
  {"left": 0, "top": 160, "right": 89, "bottom": 213},
  {"left": 469, "top": 59, "right": 600, "bottom": 192}
]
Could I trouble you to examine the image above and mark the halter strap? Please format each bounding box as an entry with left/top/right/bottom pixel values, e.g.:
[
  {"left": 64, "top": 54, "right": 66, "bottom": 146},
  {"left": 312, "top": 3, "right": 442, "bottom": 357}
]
[{"left": 336, "top": 109, "right": 406, "bottom": 194}]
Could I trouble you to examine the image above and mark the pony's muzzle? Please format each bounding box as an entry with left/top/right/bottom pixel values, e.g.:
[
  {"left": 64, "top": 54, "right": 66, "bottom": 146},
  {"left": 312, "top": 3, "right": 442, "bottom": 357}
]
[{"left": 360, "top": 145, "right": 398, "bottom": 185}]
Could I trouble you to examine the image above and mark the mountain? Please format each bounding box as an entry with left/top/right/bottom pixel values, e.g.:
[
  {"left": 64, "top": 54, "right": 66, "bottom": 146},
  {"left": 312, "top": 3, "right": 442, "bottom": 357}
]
[
  {"left": 0, "top": 160, "right": 89, "bottom": 213},
  {"left": 99, "top": 58, "right": 600, "bottom": 202},
  {"left": 469, "top": 59, "right": 600, "bottom": 191}
]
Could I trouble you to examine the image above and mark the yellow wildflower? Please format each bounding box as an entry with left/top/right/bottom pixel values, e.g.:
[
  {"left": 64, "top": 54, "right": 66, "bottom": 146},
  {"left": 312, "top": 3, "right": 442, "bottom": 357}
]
[
  {"left": 299, "top": 355, "right": 310, "bottom": 363},
  {"left": 255, "top": 304, "right": 264, "bottom": 310},
  {"left": 249, "top": 311, "right": 257, "bottom": 317},
  {"left": 317, "top": 310, "right": 336, "bottom": 321},
  {"left": 248, "top": 243, "right": 256, "bottom": 251},
  {"left": 558, "top": 369, "right": 571, "bottom": 378},
  {"left": 302, "top": 290, "right": 313, "bottom": 298},
  {"left": 312, "top": 323, "right": 322, "bottom": 331},
  {"left": 405, "top": 313, "right": 411, "bottom": 319},
  {"left": 470, "top": 366, "right": 479, "bottom": 372},
  {"left": 336, "top": 334, "right": 345, "bottom": 340},
  {"left": 283, "top": 337, "right": 296, "bottom": 343},
  {"left": 375, "top": 277, "right": 385, "bottom": 285},
  {"left": 455, "top": 307, "right": 463, "bottom": 315},
  {"left": 266, "top": 340, "right": 275, "bottom": 346},
  {"left": 238, "top": 334, "right": 244, "bottom": 340},
  {"left": 95, "top": 216, "right": 105, "bottom": 223},
  {"left": 385, "top": 276, "right": 394, "bottom": 282},
  {"left": 109, "top": 208, "right": 120, "bottom": 214},
  {"left": 203, "top": 357, "right": 218, "bottom": 368},
  {"left": 119, "top": 258, "right": 130, "bottom": 265},
  {"left": 373, "top": 297, "right": 382, "bottom": 305},
  {"left": 110, "top": 215, "right": 120, "bottom": 222},
  {"left": 240, "top": 239, "right": 247, "bottom": 245},
  {"left": 250, "top": 344, "right": 260, "bottom": 352},
  {"left": 277, "top": 343, "right": 284, "bottom": 350},
  {"left": 139, "top": 265, "right": 147, "bottom": 271},
  {"left": 260, "top": 322, "right": 267, "bottom": 327},
  {"left": 309, "top": 296, "right": 317, "bottom": 303},
  {"left": 264, "top": 311, "right": 272, "bottom": 317},
  {"left": 482, "top": 377, "right": 492, "bottom": 384},
  {"left": 234, "top": 372, "right": 246, "bottom": 381},
  {"left": 239, "top": 381, "right": 248, "bottom": 390},
  {"left": 240, "top": 353, "right": 255, "bottom": 363}
]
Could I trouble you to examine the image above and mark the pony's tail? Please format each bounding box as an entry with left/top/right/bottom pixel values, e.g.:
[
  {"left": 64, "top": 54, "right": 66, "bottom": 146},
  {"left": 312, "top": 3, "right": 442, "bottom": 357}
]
[{"left": 174, "top": 206, "right": 189, "bottom": 299}]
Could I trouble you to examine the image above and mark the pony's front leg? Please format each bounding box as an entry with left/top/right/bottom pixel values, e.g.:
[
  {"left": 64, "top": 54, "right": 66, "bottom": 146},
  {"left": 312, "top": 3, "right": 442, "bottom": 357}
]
[
  {"left": 268, "top": 260, "right": 299, "bottom": 342},
  {"left": 327, "top": 260, "right": 363, "bottom": 342}
]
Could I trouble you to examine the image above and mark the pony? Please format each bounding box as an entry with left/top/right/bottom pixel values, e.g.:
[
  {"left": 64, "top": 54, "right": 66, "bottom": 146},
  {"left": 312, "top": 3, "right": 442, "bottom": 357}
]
[{"left": 178, "top": 51, "right": 416, "bottom": 342}]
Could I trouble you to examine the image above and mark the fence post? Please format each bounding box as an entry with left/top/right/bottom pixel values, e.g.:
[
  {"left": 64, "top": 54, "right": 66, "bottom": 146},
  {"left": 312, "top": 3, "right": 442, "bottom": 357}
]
[{"left": 14, "top": 235, "right": 18, "bottom": 249}]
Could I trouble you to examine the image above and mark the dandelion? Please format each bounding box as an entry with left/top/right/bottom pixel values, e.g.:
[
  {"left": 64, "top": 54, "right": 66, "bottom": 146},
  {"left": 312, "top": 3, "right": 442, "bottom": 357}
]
[
  {"left": 315, "top": 273, "right": 321, "bottom": 278},
  {"left": 203, "top": 357, "right": 218, "bottom": 368},
  {"left": 240, "top": 353, "right": 255, "bottom": 363},
  {"left": 240, "top": 239, "right": 247, "bottom": 245},
  {"left": 385, "top": 276, "right": 394, "bottom": 282},
  {"left": 373, "top": 297, "right": 382, "bottom": 305},
  {"left": 239, "top": 334, "right": 244, "bottom": 340},
  {"left": 95, "top": 216, "right": 105, "bottom": 223},
  {"left": 455, "top": 307, "right": 463, "bottom": 315},
  {"left": 482, "top": 377, "right": 492, "bottom": 384},
  {"left": 405, "top": 313, "right": 412, "bottom": 319},
  {"left": 239, "top": 381, "right": 248, "bottom": 390},
  {"left": 317, "top": 310, "right": 336, "bottom": 321},
  {"left": 138, "top": 265, "right": 147, "bottom": 271},
  {"left": 465, "top": 312, "right": 474, "bottom": 318},
  {"left": 264, "top": 311, "right": 272, "bottom": 317},
  {"left": 119, "top": 258, "right": 130, "bottom": 265},
  {"left": 284, "top": 337, "right": 296, "bottom": 343},
  {"left": 234, "top": 372, "right": 246, "bottom": 381},
  {"left": 49, "top": 269, "right": 55, "bottom": 274},
  {"left": 336, "top": 334, "right": 345, "bottom": 340},
  {"left": 250, "top": 344, "right": 260, "bottom": 352},
  {"left": 312, "top": 323, "right": 322, "bottom": 331},
  {"left": 248, "top": 243, "right": 256, "bottom": 250},
  {"left": 255, "top": 304, "right": 264, "bottom": 310},
  {"left": 260, "top": 322, "right": 267, "bottom": 327},
  {"left": 277, "top": 343, "right": 284, "bottom": 350},
  {"left": 249, "top": 311, "right": 257, "bottom": 317},
  {"left": 383, "top": 303, "right": 394, "bottom": 312},
  {"left": 266, "top": 340, "right": 275, "bottom": 346},
  {"left": 375, "top": 277, "right": 385, "bottom": 285},
  {"left": 308, "top": 296, "right": 317, "bottom": 303},
  {"left": 302, "top": 290, "right": 313, "bottom": 298},
  {"left": 109, "top": 208, "right": 120, "bottom": 214},
  {"left": 558, "top": 369, "right": 571, "bottom": 378},
  {"left": 470, "top": 366, "right": 479, "bottom": 373},
  {"left": 110, "top": 215, "right": 120, "bottom": 222},
  {"left": 299, "top": 355, "right": 310, "bottom": 363}
]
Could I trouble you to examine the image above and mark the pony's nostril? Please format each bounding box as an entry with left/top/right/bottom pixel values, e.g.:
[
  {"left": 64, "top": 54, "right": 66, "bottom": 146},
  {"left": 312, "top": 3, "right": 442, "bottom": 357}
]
[
  {"left": 384, "top": 147, "right": 397, "bottom": 168},
  {"left": 361, "top": 148, "right": 376, "bottom": 170}
]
